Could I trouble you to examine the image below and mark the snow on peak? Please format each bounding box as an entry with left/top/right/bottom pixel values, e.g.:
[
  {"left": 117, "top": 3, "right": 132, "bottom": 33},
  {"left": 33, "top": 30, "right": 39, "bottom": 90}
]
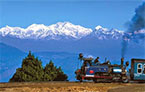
[
  {"left": 95, "top": 25, "right": 108, "bottom": 31},
  {"left": 1, "top": 22, "right": 136, "bottom": 40},
  {"left": 0, "top": 22, "right": 93, "bottom": 40},
  {"left": 94, "top": 26, "right": 124, "bottom": 40},
  {"left": 95, "top": 25, "right": 102, "bottom": 30}
]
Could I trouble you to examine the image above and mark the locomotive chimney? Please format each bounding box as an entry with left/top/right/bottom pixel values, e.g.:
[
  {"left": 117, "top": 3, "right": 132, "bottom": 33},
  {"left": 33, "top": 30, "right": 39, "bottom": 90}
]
[{"left": 121, "top": 57, "right": 124, "bottom": 67}]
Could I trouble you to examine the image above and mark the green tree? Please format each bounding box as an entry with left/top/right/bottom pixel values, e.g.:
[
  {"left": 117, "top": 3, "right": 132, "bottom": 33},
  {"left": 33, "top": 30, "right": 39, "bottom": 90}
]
[
  {"left": 44, "top": 60, "right": 68, "bottom": 81},
  {"left": 43, "top": 60, "right": 57, "bottom": 81},
  {"left": 10, "top": 51, "right": 68, "bottom": 82},
  {"left": 10, "top": 51, "right": 44, "bottom": 82},
  {"left": 54, "top": 67, "right": 68, "bottom": 81}
]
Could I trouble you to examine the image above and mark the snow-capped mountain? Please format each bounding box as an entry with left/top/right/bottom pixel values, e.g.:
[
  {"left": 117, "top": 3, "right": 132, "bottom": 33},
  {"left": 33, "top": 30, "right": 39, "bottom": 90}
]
[
  {"left": 0, "top": 22, "right": 124, "bottom": 40},
  {"left": 0, "top": 22, "right": 92, "bottom": 40},
  {"left": 92, "top": 25, "right": 124, "bottom": 40},
  {"left": 0, "top": 22, "right": 144, "bottom": 40}
]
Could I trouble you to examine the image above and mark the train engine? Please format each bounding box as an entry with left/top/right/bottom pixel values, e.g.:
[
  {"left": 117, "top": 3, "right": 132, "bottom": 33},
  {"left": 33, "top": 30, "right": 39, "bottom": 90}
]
[{"left": 75, "top": 53, "right": 129, "bottom": 83}]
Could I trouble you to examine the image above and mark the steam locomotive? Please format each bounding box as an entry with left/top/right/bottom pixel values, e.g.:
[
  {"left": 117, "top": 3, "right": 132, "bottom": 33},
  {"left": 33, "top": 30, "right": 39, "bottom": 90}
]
[{"left": 75, "top": 53, "right": 145, "bottom": 83}]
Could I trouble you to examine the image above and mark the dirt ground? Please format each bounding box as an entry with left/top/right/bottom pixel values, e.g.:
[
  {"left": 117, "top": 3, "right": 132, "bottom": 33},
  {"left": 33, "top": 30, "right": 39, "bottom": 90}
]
[{"left": 0, "top": 82, "right": 145, "bottom": 92}]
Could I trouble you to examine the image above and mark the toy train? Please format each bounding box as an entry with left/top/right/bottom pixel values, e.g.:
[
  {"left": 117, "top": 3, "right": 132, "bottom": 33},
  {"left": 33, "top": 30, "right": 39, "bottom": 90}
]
[{"left": 75, "top": 53, "right": 145, "bottom": 83}]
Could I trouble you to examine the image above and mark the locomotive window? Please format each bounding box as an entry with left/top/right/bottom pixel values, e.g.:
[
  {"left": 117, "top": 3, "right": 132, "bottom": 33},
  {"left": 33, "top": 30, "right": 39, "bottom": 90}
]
[
  {"left": 138, "top": 69, "right": 142, "bottom": 74},
  {"left": 138, "top": 64, "right": 141, "bottom": 68},
  {"left": 137, "top": 63, "right": 142, "bottom": 74}
]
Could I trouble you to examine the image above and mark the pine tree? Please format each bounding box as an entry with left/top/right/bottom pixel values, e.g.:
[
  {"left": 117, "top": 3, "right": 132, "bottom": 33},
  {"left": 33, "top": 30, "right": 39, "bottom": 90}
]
[
  {"left": 10, "top": 51, "right": 44, "bottom": 82},
  {"left": 54, "top": 67, "right": 68, "bottom": 81},
  {"left": 43, "top": 60, "right": 57, "bottom": 81},
  {"left": 9, "top": 51, "right": 68, "bottom": 82},
  {"left": 44, "top": 61, "right": 68, "bottom": 81}
]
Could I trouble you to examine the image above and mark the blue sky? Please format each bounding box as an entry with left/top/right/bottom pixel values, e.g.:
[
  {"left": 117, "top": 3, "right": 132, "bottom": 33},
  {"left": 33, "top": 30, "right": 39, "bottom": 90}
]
[{"left": 0, "top": 0, "right": 144, "bottom": 30}]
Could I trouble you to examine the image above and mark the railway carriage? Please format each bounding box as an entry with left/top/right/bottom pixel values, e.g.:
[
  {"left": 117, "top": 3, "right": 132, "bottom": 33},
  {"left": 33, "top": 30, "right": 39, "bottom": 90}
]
[{"left": 130, "top": 59, "right": 145, "bottom": 82}]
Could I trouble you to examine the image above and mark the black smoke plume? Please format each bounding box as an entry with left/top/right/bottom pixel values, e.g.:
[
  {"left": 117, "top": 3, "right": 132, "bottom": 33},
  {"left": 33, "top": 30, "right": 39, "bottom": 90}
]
[{"left": 121, "top": 2, "right": 145, "bottom": 58}]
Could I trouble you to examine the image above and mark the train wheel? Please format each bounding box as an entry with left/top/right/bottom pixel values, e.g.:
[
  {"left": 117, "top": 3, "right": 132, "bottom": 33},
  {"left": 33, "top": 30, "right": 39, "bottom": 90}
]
[
  {"left": 122, "top": 76, "right": 129, "bottom": 83},
  {"left": 122, "top": 78, "right": 129, "bottom": 83},
  {"left": 93, "top": 79, "right": 98, "bottom": 83}
]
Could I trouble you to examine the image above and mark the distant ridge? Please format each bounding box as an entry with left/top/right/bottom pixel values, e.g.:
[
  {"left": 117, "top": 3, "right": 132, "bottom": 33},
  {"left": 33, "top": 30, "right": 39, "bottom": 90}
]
[
  {"left": 0, "top": 22, "right": 125, "bottom": 40},
  {"left": 1, "top": 22, "right": 144, "bottom": 41},
  {"left": 0, "top": 22, "right": 92, "bottom": 40}
]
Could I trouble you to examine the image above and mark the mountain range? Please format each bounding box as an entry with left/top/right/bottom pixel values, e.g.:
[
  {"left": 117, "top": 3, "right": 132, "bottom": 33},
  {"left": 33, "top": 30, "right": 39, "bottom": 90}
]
[
  {"left": 0, "top": 22, "right": 144, "bottom": 55},
  {"left": 0, "top": 22, "right": 128, "bottom": 40},
  {"left": 0, "top": 22, "right": 144, "bottom": 41},
  {"left": 0, "top": 22, "right": 92, "bottom": 40}
]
